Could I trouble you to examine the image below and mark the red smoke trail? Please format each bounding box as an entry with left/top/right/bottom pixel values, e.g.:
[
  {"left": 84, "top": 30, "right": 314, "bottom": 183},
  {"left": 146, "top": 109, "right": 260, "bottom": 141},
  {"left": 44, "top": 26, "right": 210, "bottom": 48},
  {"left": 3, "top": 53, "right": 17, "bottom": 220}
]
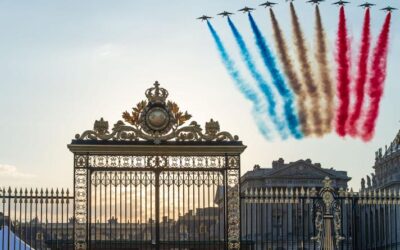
[
  {"left": 348, "top": 8, "right": 371, "bottom": 137},
  {"left": 335, "top": 6, "right": 351, "bottom": 137},
  {"left": 361, "top": 13, "right": 392, "bottom": 141}
]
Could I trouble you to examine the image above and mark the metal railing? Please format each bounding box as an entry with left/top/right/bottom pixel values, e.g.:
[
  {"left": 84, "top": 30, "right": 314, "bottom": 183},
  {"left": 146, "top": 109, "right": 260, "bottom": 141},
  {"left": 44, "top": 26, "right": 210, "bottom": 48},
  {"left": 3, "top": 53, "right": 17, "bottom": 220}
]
[
  {"left": 355, "top": 189, "right": 400, "bottom": 250},
  {"left": 241, "top": 178, "right": 400, "bottom": 250},
  {"left": 2, "top": 178, "right": 400, "bottom": 250},
  {"left": 0, "top": 187, "right": 74, "bottom": 250}
]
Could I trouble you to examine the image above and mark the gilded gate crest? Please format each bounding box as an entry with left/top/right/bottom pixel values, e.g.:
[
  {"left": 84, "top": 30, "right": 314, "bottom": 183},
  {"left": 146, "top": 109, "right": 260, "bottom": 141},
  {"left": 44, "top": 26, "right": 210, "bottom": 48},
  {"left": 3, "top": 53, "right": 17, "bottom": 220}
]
[{"left": 75, "top": 81, "right": 239, "bottom": 144}]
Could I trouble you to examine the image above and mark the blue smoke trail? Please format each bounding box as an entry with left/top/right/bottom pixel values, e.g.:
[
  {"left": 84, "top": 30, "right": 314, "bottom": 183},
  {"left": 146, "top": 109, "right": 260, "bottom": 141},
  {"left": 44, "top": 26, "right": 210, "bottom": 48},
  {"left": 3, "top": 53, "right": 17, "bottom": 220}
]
[
  {"left": 207, "top": 21, "right": 272, "bottom": 140},
  {"left": 227, "top": 17, "right": 288, "bottom": 139},
  {"left": 248, "top": 14, "right": 303, "bottom": 139}
]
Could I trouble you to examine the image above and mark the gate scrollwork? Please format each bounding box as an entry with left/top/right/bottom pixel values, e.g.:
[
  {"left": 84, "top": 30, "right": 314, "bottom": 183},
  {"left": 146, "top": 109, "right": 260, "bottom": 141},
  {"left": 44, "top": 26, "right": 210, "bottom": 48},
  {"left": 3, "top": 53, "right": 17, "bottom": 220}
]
[{"left": 311, "top": 177, "right": 345, "bottom": 250}]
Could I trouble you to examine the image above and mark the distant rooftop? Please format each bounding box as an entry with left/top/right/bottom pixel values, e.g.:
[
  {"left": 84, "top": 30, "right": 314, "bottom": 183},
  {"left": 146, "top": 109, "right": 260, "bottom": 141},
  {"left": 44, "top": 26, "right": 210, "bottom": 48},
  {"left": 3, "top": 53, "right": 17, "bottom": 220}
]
[
  {"left": 241, "top": 158, "right": 351, "bottom": 189},
  {"left": 242, "top": 158, "right": 350, "bottom": 180}
]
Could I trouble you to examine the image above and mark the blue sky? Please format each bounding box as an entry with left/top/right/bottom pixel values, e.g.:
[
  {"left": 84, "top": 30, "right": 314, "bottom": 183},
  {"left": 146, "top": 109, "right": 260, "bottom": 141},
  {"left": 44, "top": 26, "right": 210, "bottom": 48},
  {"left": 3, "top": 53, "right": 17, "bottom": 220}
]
[{"left": 0, "top": 0, "right": 399, "bottom": 189}]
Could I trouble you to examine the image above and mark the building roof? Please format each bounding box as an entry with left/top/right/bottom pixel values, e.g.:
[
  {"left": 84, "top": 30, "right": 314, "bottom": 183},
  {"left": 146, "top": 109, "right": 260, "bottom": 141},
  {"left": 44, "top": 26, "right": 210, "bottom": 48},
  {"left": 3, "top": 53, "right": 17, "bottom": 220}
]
[{"left": 241, "top": 158, "right": 351, "bottom": 182}]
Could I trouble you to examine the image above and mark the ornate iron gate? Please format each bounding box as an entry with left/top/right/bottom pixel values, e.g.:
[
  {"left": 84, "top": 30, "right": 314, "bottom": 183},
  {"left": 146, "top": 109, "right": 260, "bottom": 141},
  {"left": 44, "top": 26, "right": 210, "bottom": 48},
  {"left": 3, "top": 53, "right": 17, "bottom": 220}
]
[{"left": 68, "top": 82, "right": 245, "bottom": 250}]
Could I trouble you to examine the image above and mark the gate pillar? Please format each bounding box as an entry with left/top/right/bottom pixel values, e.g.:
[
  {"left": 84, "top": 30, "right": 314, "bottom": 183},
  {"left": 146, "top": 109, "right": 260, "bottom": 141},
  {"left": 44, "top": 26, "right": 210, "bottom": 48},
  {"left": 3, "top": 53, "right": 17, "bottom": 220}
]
[
  {"left": 226, "top": 156, "right": 241, "bottom": 250},
  {"left": 311, "top": 177, "right": 345, "bottom": 250},
  {"left": 73, "top": 154, "right": 89, "bottom": 250}
]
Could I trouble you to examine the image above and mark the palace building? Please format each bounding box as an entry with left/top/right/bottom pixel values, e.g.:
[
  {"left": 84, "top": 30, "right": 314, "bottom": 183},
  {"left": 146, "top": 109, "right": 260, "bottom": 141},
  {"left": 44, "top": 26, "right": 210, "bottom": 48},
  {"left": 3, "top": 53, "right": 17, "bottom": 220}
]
[
  {"left": 241, "top": 158, "right": 351, "bottom": 191},
  {"left": 362, "top": 128, "right": 400, "bottom": 191}
]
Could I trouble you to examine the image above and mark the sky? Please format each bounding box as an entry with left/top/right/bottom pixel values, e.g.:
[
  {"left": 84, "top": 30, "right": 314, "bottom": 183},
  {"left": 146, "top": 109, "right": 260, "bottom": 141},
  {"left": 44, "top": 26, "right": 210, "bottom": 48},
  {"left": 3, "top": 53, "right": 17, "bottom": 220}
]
[{"left": 0, "top": 0, "right": 399, "bottom": 190}]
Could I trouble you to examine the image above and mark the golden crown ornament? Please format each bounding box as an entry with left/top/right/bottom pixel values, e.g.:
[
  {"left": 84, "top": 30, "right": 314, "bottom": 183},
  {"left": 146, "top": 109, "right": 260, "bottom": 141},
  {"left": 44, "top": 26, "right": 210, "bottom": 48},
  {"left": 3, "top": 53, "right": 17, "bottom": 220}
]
[{"left": 75, "top": 81, "right": 239, "bottom": 144}]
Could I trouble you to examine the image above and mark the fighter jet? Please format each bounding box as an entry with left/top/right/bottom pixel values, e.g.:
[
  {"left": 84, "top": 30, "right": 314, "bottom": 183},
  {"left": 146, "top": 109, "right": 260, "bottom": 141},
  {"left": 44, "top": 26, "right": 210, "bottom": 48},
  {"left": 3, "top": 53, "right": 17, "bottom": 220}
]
[
  {"left": 333, "top": 0, "right": 349, "bottom": 6},
  {"left": 217, "top": 11, "right": 234, "bottom": 17},
  {"left": 307, "top": 0, "right": 324, "bottom": 5},
  {"left": 238, "top": 7, "right": 255, "bottom": 13},
  {"left": 259, "top": 2, "right": 277, "bottom": 8},
  {"left": 381, "top": 6, "right": 397, "bottom": 12},
  {"left": 332, "top": 0, "right": 349, "bottom": 6},
  {"left": 197, "top": 15, "right": 212, "bottom": 21},
  {"left": 359, "top": 2, "right": 375, "bottom": 8}
]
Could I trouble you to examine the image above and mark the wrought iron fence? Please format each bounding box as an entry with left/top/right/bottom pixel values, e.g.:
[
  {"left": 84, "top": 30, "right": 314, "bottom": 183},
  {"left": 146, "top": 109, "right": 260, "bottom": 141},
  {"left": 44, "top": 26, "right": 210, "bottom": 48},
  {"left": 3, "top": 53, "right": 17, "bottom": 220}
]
[
  {"left": 87, "top": 170, "right": 226, "bottom": 250},
  {"left": 241, "top": 178, "right": 400, "bottom": 250},
  {"left": 0, "top": 187, "right": 74, "bottom": 250},
  {"left": 3, "top": 178, "right": 400, "bottom": 250},
  {"left": 355, "top": 189, "right": 400, "bottom": 250}
]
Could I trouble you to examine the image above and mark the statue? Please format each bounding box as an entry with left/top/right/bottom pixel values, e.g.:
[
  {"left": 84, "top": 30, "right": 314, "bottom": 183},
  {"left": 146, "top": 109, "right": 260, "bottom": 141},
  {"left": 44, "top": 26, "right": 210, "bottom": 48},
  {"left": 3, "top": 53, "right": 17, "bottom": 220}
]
[
  {"left": 371, "top": 174, "right": 377, "bottom": 187},
  {"left": 361, "top": 178, "right": 366, "bottom": 190},
  {"left": 367, "top": 175, "right": 371, "bottom": 189}
]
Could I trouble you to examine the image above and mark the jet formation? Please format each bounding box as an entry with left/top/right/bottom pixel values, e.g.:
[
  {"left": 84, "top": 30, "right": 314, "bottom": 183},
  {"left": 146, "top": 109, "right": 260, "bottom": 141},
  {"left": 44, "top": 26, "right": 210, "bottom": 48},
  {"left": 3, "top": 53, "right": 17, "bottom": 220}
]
[{"left": 198, "top": 1, "right": 397, "bottom": 21}]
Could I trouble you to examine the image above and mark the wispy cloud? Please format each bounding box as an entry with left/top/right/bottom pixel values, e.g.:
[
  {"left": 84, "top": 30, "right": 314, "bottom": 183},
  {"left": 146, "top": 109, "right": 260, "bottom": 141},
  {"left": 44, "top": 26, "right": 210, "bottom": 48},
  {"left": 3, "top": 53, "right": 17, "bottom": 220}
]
[{"left": 0, "top": 164, "right": 35, "bottom": 179}]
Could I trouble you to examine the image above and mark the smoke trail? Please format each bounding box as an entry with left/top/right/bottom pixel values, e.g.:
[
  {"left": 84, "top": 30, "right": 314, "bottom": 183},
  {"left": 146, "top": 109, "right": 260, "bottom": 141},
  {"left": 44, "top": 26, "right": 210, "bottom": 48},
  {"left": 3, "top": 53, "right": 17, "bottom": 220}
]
[
  {"left": 361, "top": 13, "right": 392, "bottom": 141},
  {"left": 314, "top": 5, "right": 334, "bottom": 134},
  {"left": 269, "top": 8, "right": 310, "bottom": 136},
  {"left": 290, "top": 3, "right": 323, "bottom": 137},
  {"left": 206, "top": 21, "right": 272, "bottom": 140},
  {"left": 248, "top": 13, "right": 303, "bottom": 139},
  {"left": 335, "top": 6, "right": 351, "bottom": 137},
  {"left": 348, "top": 8, "right": 371, "bottom": 137},
  {"left": 227, "top": 17, "right": 288, "bottom": 139}
]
